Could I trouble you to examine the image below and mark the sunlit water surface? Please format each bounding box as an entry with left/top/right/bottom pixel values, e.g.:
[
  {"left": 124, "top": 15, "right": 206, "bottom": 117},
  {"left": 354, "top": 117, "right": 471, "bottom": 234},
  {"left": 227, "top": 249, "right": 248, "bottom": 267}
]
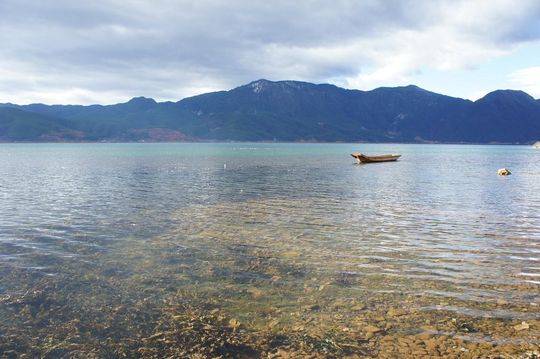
[{"left": 0, "top": 143, "right": 538, "bottom": 357}]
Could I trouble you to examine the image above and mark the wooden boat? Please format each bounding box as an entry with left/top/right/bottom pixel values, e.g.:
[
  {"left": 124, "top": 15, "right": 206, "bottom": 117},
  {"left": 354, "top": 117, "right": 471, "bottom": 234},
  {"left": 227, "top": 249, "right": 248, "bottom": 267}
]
[{"left": 351, "top": 152, "right": 401, "bottom": 164}]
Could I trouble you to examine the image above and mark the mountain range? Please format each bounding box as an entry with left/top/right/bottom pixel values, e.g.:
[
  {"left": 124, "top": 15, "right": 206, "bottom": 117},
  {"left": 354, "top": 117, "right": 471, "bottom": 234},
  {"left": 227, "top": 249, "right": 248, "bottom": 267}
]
[{"left": 1, "top": 79, "right": 539, "bottom": 143}]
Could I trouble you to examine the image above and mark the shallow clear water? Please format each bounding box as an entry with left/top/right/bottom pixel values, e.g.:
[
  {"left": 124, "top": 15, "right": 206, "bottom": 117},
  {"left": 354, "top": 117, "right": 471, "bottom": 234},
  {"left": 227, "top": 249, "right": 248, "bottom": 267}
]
[{"left": 0, "top": 143, "right": 539, "bottom": 357}]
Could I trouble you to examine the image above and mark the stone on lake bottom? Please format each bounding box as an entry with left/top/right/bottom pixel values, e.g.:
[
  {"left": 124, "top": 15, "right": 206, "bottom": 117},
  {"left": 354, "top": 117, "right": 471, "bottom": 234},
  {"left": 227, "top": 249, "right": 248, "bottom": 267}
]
[{"left": 514, "top": 321, "right": 529, "bottom": 331}]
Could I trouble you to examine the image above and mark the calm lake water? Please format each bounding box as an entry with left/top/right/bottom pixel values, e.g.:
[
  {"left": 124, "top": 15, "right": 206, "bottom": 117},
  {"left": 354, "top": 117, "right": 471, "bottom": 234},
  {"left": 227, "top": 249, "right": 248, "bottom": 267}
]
[{"left": 0, "top": 143, "right": 539, "bottom": 357}]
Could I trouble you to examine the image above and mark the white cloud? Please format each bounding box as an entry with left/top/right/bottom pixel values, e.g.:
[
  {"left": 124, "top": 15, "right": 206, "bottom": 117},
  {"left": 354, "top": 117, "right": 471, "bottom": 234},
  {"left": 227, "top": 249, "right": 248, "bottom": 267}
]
[
  {"left": 508, "top": 66, "right": 540, "bottom": 98},
  {"left": 0, "top": 0, "right": 539, "bottom": 104}
]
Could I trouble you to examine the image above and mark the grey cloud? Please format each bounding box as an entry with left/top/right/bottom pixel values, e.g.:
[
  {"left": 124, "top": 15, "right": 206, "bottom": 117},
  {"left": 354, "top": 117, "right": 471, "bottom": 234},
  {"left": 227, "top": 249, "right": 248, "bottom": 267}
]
[{"left": 0, "top": 0, "right": 539, "bottom": 104}]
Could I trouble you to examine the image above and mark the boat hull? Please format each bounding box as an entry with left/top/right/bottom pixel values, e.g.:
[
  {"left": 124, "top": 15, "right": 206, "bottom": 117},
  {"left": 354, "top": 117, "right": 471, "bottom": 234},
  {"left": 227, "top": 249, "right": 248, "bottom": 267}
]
[{"left": 351, "top": 152, "right": 401, "bottom": 163}]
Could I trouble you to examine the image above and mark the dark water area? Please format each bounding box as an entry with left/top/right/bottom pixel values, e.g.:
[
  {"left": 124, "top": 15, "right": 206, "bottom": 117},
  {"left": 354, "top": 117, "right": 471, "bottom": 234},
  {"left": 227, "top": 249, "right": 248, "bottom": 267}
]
[{"left": 0, "top": 143, "right": 538, "bottom": 357}]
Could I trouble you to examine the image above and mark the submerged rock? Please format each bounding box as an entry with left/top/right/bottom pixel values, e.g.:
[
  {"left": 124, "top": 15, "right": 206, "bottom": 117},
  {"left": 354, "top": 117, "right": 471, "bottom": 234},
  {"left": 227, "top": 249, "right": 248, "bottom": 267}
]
[
  {"left": 228, "top": 318, "right": 241, "bottom": 331},
  {"left": 247, "top": 287, "right": 264, "bottom": 299},
  {"left": 513, "top": 321, "right": 529, "bottom": 331},
  {"left": 364, "top": 325, "right": 382, "bottom": 334},
  {"left": 387, "top": 308, "right": 406, "bottom": 318}
]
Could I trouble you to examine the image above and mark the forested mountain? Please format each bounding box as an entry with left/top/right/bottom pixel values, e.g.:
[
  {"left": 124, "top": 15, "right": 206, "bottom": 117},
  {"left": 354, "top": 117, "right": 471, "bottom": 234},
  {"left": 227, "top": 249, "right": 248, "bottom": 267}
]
[{"left": 1, "top": 79, "right": 539, "bottom": 143}]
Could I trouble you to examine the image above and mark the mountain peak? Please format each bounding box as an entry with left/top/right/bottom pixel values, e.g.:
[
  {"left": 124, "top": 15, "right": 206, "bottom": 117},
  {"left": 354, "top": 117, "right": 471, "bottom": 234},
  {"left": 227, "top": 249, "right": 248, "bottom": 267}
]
[
  {"left": 126, "top": 96, "right": 157, "bottom": 105},
  {"left": 374, "top": 84, "right": 424, "bottom": 91},
  {"left": 477, "top": 89, "right": 536, "bottom": 105},
  {"left": 248, "top": 79, "right": 273, "bottom": 93},
  {"left": 244, "top": 79, "right": 317, "bottom": 94},
  {"left": 249, "top": 79, "right": 272, "bottom": 85},
  {"left": 395, "top": 84, "right": 433, "bottom": 93}
]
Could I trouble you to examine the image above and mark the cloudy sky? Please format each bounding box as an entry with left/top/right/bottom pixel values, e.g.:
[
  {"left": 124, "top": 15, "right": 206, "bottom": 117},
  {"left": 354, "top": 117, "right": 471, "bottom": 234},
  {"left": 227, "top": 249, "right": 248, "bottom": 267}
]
[{"left": 1, "top": 0, "right": 539, "bottom": 105}]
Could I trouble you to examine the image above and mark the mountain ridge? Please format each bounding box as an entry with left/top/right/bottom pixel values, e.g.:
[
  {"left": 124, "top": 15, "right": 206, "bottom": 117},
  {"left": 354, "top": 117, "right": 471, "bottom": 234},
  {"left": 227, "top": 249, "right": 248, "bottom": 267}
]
[{"left": 1, "top": 80, "right": 539, "bottom": 143}]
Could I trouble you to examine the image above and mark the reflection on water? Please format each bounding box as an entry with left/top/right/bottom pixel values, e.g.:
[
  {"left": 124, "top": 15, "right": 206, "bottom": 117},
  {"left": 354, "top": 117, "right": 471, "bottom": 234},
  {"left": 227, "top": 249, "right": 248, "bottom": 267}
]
[{"left": 0, "top": 143, "right": 539, "bottom": 357}]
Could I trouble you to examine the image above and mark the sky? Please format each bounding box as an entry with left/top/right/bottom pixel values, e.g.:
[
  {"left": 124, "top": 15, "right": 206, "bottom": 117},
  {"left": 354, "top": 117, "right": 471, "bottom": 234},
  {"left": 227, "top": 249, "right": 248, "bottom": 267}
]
[{"left": 0, "top": 0, "right": 539, "bottom": 105}]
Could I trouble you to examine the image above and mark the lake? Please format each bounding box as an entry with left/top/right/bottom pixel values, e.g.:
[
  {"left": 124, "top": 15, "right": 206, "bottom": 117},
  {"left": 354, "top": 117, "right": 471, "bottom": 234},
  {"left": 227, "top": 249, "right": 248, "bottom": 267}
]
[{"left": 0, "top": 143, "right": 538, "bottom": 357}]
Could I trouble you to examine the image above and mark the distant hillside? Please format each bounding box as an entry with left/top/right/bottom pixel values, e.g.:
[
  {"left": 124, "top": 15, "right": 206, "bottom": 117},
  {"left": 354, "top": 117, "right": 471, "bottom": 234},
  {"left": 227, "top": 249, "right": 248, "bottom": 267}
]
[
  {"left": 1, "top": 80, "right": 540, "bottom": 143},
  {"left": 0, "top": 107, "right": 83, "bottom": 141}
]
